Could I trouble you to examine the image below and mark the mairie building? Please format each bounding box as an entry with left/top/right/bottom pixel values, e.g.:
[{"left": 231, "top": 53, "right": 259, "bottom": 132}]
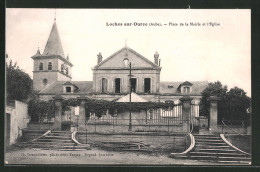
[{"left": 31, "top": 20, "right": 208, "bottom": 119}]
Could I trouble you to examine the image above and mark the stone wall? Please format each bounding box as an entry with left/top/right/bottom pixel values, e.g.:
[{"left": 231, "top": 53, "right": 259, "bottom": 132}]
[
  {"left": 76, "top": 123, "right": 184, "bottom": 133},
  {"left": 5, "top": 100, "right": 30, "bottom": 145},
  {"left": 76, "top": 132, "right": 189, "bottom": 152},
  {"left": 224, "top": 134, "right": 251, "bottom": 153},
  {"left": 21, "top": 129, "right": 47, "bottom": 142},
  {"left": 216, "top": 125, "right": 248, "bottom": 134}
]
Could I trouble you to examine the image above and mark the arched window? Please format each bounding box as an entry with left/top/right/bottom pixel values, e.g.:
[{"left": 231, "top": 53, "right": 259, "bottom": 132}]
[
  {"left": 43, "top": 78, "right": 48, "bottom": 85},
  {"left": 61, "top": 64, "right": 64, "bottom": 73},
  {"left": 48, "top": 62, "right": 52, "bottom": 70},
  {"left": 39, "top": 62, "right": 43, "bottom": 70}
]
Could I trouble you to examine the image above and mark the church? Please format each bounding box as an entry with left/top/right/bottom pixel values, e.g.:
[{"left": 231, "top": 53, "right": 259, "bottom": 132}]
[{"left": 31, "top": 20, "right": 208, "bottom": 119}]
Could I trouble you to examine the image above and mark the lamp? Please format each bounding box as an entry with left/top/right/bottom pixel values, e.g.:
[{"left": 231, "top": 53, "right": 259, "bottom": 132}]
[{"left": 123, "top": 58, "right": 132, "bottom": 131}]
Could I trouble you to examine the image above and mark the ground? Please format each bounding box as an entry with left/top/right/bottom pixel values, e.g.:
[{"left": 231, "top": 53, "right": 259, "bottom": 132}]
[{"left": 4, "top": 147, "right": 246, "bottom": 165}]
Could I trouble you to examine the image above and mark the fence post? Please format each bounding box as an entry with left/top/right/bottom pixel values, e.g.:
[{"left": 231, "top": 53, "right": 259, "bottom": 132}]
[
  {"left": 207, "top": 96, "right": 221, "bottom": 134},
  {"left": 168, "top": 117, "right": 170, "bottom": 132},
  {"left": 52, "top": 95, "right": 64, "bottom": 130},
  {"left": 180, "top": 96, "right": 193, "bottom": 133},
  {"left": 86, "top": 128, "right": 88, "bottom": 144},
  {"left": 77, "top": 96, "right": 88, "bottom": 131}
]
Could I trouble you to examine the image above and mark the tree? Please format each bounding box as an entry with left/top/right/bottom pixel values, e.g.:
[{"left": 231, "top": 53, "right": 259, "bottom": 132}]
[
  {"left": 6, "top": 59, "right": 33, "bottom": 101},
  {"left": 226, "top": 87, "right": 251, "bottom": 125},
  {"left": 200, "top": 81, "right": 251, "bottom": 125}
]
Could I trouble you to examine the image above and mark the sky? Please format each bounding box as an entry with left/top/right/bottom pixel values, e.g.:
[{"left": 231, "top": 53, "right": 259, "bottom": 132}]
[{"left": 6, "top": 9, "right": 251, "bottom": 96}]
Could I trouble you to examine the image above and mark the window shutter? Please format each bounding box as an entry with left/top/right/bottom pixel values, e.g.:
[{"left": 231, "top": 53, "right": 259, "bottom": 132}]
[
  {"left": 99, "top": 78, "right": 102, "bottom": 93},
  {"left": 143, "top": 78, "right": 145, "bottom": 92},
  {"left": 121, "top": 78, "right": 123, "bottom": 93},
  {"left": 151, "top": 77, "right": 154, "bottom": 93},
  {"left": 112, "top": 78, "right": 114, "bottom": 92},
  {"left": 105, "top": 78, "right": 108, "bottom": 92}
]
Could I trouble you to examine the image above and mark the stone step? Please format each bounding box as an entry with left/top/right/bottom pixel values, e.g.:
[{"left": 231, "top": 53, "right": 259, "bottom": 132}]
[
  {"left": 44, "top": 136, "right": 71, "bottom": 139},
  {"left": 196, "top": 142, "right": 227, "bottom": 145},
  {"left": 195, "top": 145, "right": 231, "bottom": 149},
  {"left": 37, "top": 139, "right": 73, "bottom": 143},
  {"left": 48, "top": 133, "right": 72, "bottom": 136},
  {"left": 51, "top": 131, "right": 72, "bottom": 134},
  {"left": 189, "top": 156, "right": 250, "bottom": 161},
  {"left": 218, "top": 156, "right": 251, "bottom": 161},
  {"left": 190, "top": 152, "right": 247, "bottom": 157},
  {"left": 217, "top": 161, "right": 251, "bottom": 164},
  {"left": 194, "top": 136, "right": 221, "bottom": 139},
  {"left": 194, "top": 148, "right": 237, "bottom": 153},
  {"left": 193, "top": 134, "right": 219, "bottom": 137},
  {"left": 195, "top": 139, "right": 223, "bottom": 142},
  {"left": 27, "top": 142, "right": 75, "bottom": 146},
  {"left": 198, "top": 159, "right": 251, "bottom": 164}
]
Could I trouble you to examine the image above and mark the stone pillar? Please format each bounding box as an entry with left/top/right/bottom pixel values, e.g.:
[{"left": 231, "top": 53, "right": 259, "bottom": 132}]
[
  {"left": 53, "top": 95, "right": 64, "bottom": 130},
  {"left": 180, "top": 96, "right": 193, "bottom": 133},
  {"left": 77, "top": 96, "right": 88, "bottom": 131},
  {"left": 207, "top": 96, "right": 220, "bottom": 133}
]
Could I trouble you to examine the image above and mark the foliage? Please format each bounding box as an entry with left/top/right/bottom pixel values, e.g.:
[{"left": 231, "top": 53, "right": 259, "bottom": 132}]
[
  {"left": 200, "top": 81, "right": 228, "bottom": 118},
  {"left": 6, "top": 59, "right": 33, "bottom": 101},
  {"left": 61, "top": 98, "right": 175, "bottom": 118},
  {"left": 28, "top": 96, "right": 55, "bottom": 122},
  {"left": 200, "top": 81, "right": 251, "bottom": 125}
]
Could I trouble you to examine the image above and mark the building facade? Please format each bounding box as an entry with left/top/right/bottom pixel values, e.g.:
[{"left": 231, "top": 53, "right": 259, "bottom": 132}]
[{"left": 32, "top": 21, "right": 207, "bottom": 120}]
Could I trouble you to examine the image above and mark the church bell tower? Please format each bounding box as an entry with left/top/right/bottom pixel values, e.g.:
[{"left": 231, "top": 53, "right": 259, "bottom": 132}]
[{"left": 31, "top": 19, "right": 73, "bottom": 92}]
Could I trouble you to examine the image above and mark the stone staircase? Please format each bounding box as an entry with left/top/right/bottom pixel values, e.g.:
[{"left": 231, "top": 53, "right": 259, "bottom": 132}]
[
  {"left": 189, "top": 134, "right": 251, "bottom": 164},
  {"left": 24, "top": 131, "right": 90, "bottom": 151}
]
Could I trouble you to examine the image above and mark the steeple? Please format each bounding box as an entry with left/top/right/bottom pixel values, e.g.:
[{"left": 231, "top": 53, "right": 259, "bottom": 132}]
[
  {"left": 42, "top": 21, "right": 65, "bottom": 58},
  {"left": 36, "top": 47, "right": 41, "bottom": 55}
]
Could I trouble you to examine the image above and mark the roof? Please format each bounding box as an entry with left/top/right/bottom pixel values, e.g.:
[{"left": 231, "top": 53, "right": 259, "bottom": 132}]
[
  {"left": 39, "top": 80, "right": 208, "bottom": 95},
  {"left": 42, "top": 21, "right": 65, "bottom": 58},
  {"left": 39, "top": 81, "right": 93, "bottom": 94},
  {"left": 116, "top": 92, "right": 148, "bottom": 102},
  {"left": 93, "top": 46, "right": 161, "bottom": 70},
  {"left": 160, "top": 81, "right": 208, "bottom": 95}
]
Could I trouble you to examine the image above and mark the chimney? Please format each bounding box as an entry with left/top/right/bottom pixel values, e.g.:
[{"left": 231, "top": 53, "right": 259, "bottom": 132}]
[
  {"left": 154, "top": 51, "right": 159, "bottom": 65},
  {"left": 97, "top": 52, "right": 102, "bottom": 64}
]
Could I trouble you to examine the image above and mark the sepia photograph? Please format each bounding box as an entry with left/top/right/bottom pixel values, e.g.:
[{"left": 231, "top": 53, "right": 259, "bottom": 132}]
[{"left": 5, "top": 8, "right": 251, "bottom": 165}]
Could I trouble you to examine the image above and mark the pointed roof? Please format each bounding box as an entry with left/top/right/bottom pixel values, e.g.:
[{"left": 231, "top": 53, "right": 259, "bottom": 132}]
[
  {"left": 43, "top": 21, "right": 65, "bottom": 58},
  {"left": 116, "top": 92, "right": 148, "bottom": 102}
]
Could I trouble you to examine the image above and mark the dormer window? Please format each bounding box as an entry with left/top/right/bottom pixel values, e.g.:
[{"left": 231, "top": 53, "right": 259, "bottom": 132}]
[
  {"left": 66, "top": 86, "right": 71, "bottom": 93},
  {"left": 183, "top": 86, "right": 191, "bottom": 93},
  {"left": 39, "top": 62, "right": 43, "bottom": 70},
  {"left": 178, "top": 81, "right": 193, "bottom": 94},
  {"left": 63, "top": 81, "right": 78, "bottom": 93}
]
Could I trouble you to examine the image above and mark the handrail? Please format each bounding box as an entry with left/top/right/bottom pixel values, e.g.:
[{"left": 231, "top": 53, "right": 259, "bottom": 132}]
[
  {"left": 221, "top": 120, "right": 249, "bottom": 138},
  {"left": 220, "top": 134, "right": 251, "bottom": 156},
  {"left": 170, "top": 119, "right": 195, "bottom": 158},
  {"left": 170, "top": 133, "right": 195, "bottom": 157},
  {"left": 71, "top": 131, "right": 81, "bottom": 145}
]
